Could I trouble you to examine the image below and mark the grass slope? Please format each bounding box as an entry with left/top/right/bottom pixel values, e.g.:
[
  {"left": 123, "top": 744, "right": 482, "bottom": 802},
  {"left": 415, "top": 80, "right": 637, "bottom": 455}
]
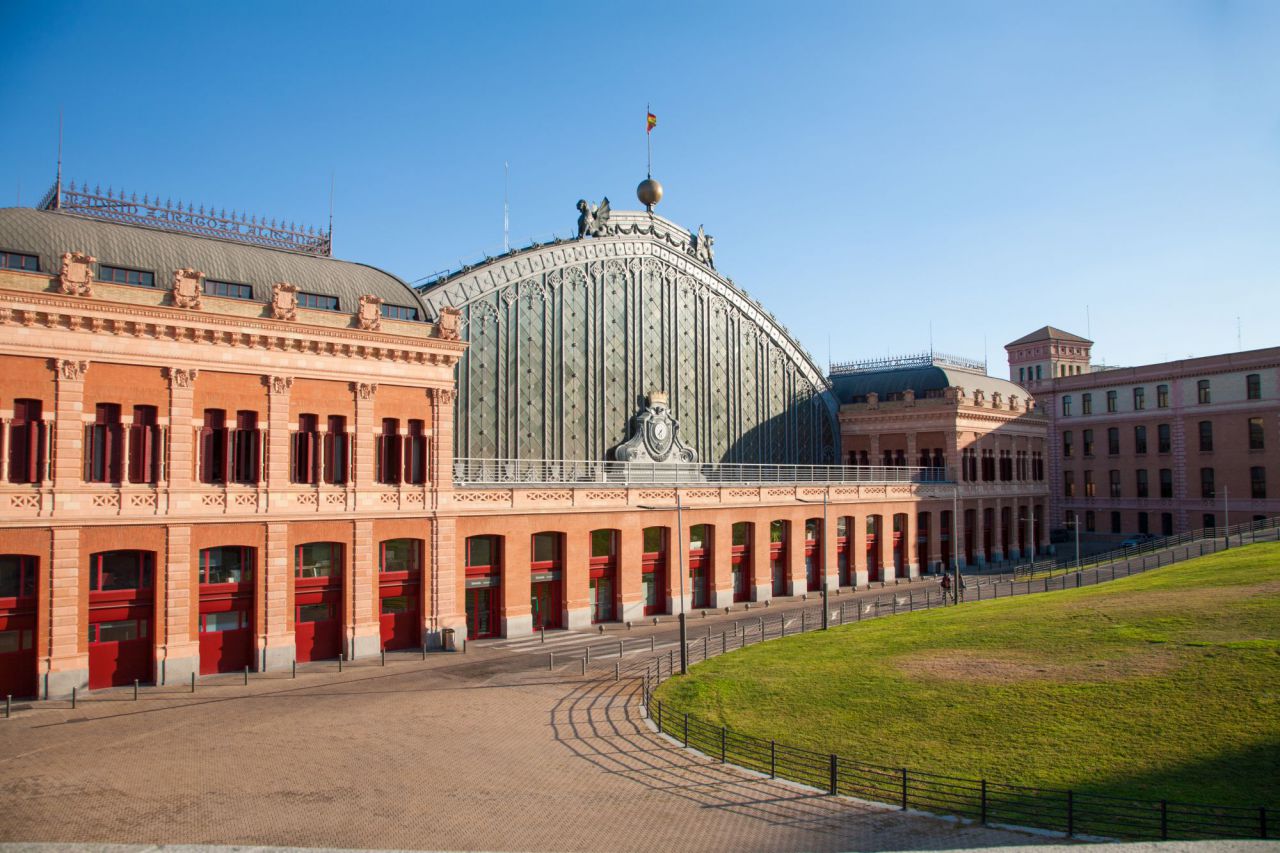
[{"left": 655, "top": 542, "right": 1280, "bottom": 807}]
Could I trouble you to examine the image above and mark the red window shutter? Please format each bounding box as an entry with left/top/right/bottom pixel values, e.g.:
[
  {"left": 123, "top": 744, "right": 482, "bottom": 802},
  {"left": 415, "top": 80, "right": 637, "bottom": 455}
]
[{"left": 200, "top": 427, "right": 213, "bottom": 483}]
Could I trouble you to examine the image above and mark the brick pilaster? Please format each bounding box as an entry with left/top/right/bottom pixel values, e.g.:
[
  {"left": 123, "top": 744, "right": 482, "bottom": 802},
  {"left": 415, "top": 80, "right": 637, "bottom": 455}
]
[
  {"left": 46, "top": 526, "right": 85, "bottom": 698},
  {"left": 351, "top": 518, "right": 378, "bottom": 657},
  {"left": 162, "top": 524, "right": 199, "bottom": 682},
  {"left": 262, "top": 521, "right": 293, "bottom": 670}
]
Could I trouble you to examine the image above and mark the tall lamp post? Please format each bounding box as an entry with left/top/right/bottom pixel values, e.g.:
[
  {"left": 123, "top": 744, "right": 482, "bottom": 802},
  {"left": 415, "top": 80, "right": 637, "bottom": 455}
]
[
  {"left": 639, "top": 492, "right": 687, "bottom": 674},
  {"left": 796, "top": 489, "right": 830, "bottom": 629}
]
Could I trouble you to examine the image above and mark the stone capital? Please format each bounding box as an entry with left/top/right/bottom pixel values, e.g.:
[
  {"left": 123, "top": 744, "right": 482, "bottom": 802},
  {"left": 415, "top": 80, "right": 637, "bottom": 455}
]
[
  {"left": 55, "top": 358, "right": 89, "bottom": 381},
  {"left": 354, "top": 382, "right": 378, "bottom": 401},
  {"left": 265, "top": 375, "right": 294, "bottom": 396},
  {"left": 167, "top": 367, "right": 199, "bottom": 389}
]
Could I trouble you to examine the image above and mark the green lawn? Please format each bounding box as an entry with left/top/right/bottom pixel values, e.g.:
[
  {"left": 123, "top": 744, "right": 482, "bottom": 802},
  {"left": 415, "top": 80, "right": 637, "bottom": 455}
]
[{"left": 655, "top": 542, "right": 1280, "bottom": 807}]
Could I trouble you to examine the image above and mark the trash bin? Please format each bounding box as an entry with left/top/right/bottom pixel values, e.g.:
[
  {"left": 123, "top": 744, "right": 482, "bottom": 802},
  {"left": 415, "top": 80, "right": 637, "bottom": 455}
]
[{"left": 441, "top": 627, "right": 456, "bottom": 652}]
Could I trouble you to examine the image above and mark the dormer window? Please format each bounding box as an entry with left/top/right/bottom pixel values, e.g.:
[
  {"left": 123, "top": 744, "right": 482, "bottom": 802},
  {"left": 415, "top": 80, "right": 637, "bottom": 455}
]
[
  {"left": 205, "top": 280, "right": 253, "bottom": 300},
  {"left": 381, "top": 303, "right": 420, "bottom": 321},
  {"left": 99, "top": 264, "right": 155, "bottom": 288},
  {"left": 297, "top": 292, "right": 339, "bottom": 311},
  {"left": 0, "top": 250, "right": 39, "bottom": 271}
]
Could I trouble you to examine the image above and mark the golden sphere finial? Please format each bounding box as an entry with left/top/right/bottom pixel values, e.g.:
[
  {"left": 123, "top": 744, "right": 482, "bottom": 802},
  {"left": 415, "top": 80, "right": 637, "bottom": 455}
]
[{"left": 637, "top": 177, "right": 663, "bottom": 211}]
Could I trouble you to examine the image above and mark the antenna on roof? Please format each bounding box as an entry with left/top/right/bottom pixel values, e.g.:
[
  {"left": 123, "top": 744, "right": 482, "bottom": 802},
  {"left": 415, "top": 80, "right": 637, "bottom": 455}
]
[
  {"left": 327, "top": 171, "right": 335, "bottom": 250},
  {"left": 54, "top": 108, "right": 63, "bottom": 210},
  {"left": 503, "top": 161, "right": 510, "bottom": 253}
]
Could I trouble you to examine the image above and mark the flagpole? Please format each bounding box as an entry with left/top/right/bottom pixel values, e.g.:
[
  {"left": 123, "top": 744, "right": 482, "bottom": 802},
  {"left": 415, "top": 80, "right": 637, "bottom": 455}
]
[{"left": 646, "top": 103, "right": 652, "bottom": 179}]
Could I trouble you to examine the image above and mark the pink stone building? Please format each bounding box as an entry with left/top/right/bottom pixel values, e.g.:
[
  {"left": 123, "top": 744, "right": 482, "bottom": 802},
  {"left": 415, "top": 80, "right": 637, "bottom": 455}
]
[{"left": 1008, "top": 327, "right": 1280, "bottom": 536}]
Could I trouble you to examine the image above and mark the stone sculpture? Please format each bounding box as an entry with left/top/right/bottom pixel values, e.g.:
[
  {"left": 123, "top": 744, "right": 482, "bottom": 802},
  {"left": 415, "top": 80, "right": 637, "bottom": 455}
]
[
  {"left": 613, "top": 391, "right": 698, "bottom": 463},
  {"left": 576, "top": 197, "right": 611, "bottom": 238}
]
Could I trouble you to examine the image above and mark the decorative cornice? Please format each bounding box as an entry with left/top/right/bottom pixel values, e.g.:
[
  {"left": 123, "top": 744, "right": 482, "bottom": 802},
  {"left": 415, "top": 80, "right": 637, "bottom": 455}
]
[{"left": 0, "top": 288, "right": 465, "bottom": 367}]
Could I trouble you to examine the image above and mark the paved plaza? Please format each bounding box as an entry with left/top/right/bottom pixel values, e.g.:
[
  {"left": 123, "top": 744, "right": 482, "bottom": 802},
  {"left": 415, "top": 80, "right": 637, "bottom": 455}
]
[{"left": 0, "top": 607, "right": 1057, "bottom": 853}]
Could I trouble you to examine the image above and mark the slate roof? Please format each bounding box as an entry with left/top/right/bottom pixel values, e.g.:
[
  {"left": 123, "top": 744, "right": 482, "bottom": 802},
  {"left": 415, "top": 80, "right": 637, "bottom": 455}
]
[
  {"left": 0, "top": 207, "right": 426, "bottom": 317},
  {"left": 829, "top": 363, "right": 1026, "bottom": 405},
  {"left": 1005, "top": 325, "right": 1092, "bottom": 347}
]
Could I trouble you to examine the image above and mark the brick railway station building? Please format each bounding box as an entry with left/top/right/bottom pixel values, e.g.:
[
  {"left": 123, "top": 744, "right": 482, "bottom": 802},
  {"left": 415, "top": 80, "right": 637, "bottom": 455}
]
[{"left": 0, "top": 175, "right": 1267, "bottom": 702}]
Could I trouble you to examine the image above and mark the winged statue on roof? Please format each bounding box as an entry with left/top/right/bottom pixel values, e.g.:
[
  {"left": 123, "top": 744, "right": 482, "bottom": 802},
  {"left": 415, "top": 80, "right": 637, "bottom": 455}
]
[{"left": 576, "top": 197, "right": 611, "bottom": 238}]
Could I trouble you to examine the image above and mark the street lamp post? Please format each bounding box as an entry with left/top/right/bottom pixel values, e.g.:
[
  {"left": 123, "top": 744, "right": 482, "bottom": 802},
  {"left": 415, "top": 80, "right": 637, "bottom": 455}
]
[
  {"left": 639, "top": 493, "right": 687, "bottom": 674},
  {"left": 796, "top": 490, "right": 830, "bottom": 629}
]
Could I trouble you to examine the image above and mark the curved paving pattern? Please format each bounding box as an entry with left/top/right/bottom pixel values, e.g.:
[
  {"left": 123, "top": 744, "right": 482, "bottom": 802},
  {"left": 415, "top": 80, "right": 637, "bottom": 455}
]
[{"left": 0, "top": 648, "right": 1050, "bottom": 851}]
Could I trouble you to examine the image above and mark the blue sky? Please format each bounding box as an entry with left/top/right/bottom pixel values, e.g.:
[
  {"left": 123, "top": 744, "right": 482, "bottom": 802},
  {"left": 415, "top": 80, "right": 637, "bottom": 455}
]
[{"left": 2, "top": 1, "right": 1278, "bottom": 372}]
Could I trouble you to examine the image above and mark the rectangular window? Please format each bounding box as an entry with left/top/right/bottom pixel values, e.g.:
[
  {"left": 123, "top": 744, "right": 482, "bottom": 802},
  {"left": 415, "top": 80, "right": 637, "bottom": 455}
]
[
  {"left": 200, "top": 612, "right": 246, "bottom": 633},
  {"left": 91, "top": 550, "right": 154, "bottom": 591},
  {"left": 1107, "top": 427, "right": 1119, "bottom": 455},
  {"left": 1133, "top": 387, "right": 1145, "bottom": 410},
  {"left": 1110, "top": 511, "right": 1122, "bottom": 534},
  {"left": 0, "top": 250, "right": 39, "bottom": 271},
  {"left": 1106, "top": 390, "right": 1117, "bottom": 413},
  {"left": 1246, "top": 373, "right": 1261, "bottom": 400},
  {"left": 1200, "top": 467, "right": 1215, "bottom": 499},
  {"left": 1082, "top": 393, "right": 1093, "bottom": 415},
  {"left": 532, "top": 533, "right": 561, "bottom": 564},
  {"left": 297, "top": 291, "right": 340, "bottom": 311},
  {"left": 1136, "top": 469, "right": 1149, "bottom": 498},
  {"left": 1084, "top": 470, "right": 1095, "bottom": 497},
  {"left": 1085, "top": 510, "right": 1096, "bottom": 532},
  {"left": 1064, "top": 470, "right": 1074, "bottom": 498},
  {"left": 324, "top": 415, "right": 348, "bottom": 484},
  {"left": 1082, "top": 429, "right": 1094, "bottom": 456},
  {"left": 381, "top": 538, "right": 420, "bottom": 574},
  {"left": 87, "top": 403, "right": 123, "bottom": 483},
  {"left": 0, "top": 554, "right": 37, "bottom": 598},
  {"left": 91, "top": 618, "right": 147, "bottom": 643},
  {"left": 1203, "top": 513, "right": 1216, "bottom": 530},
  {"left": 1062, "top": 431, "right": 1073, "bottom": 458},
  {"left": 1138, "top": 512, "right": 1149, "bottom": 535},
  {"left": 1109, "top": 469, "right": 1121, "bottom": 498},
  {"left": 1197, "top": 379, "right": 1211, "bottom": 404},
  {"left": 405, "top": 419, "right": 426, "bottom": 484},
  {"left": 381, "top": 595, "right": 410, "bottom": 615},
  {"left": 297, "top": 603, "right": 332, "bottom": 623},
  {"left": 1252, "top": 466, "right": 1267, "bottom": 499},
  {"left": 380, "top": 303, "right": 420, "bottom": 321},
  {"left": 1019, "top": 367, "right": 1025, "bottom": 382},
  {"left": 98, "top": 265, "right": 155, "bottom": 288},
  {"left": 205, "top": 280, "right": 253, "bottom": 300},
  {"left": 1134, "top": 425, "right": 1147, "bottom": 455},
  {"left": 1199, "top": 420, "right": 1213, "bottom": 452},
  {"left": 377, "top": 418, "right": 401, "bottom": 485},
  {"left": 1062, "top": 396, "right": 1072, "bottom": 417},
  {"left": 296, "top": 542, "right": 342, "bottom": 578},
  {"left": 643, "top": 526, "right": 666, "bottom": 553},
  {"left": 8, "top": 398, "right": 45, "bottom": 484},
  {"left": 591, "top": 529, "right": 617, "bottom": 558},
  {"left": 232, "top": 410, "right": 260, "bottom": 484},
  {"left": 1158, "top": 423, "right": 1171, "bottom": 454},
  {"left": 292, "top": 414, "right": 319, "bottom": 484},
  {"left": 1157, "top": 384, "right": 1169, "bottom": 408},
  {"left": 467, "top": 536, "right": 497, "bottom": 569},
  {"left": 1160, "top": 468, "right": 1173, "bottom": 499},
  {"left": 200, "top": 546, "right": 252, "bottom": 585},
  {"left": 1249, "top": 417, "right": 1265, "bottom": 450},
  {"left": 1161, "top": 513, "right": 1173, "bottom": 536}
]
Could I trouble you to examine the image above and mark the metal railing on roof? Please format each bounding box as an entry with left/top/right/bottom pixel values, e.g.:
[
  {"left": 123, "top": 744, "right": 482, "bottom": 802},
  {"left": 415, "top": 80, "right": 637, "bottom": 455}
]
[
  {"left": 453, "top": 457, "right": 948, "bottom": 487},
  {"left": 830, "top": 350, "right": 987, "bottom": 375}
]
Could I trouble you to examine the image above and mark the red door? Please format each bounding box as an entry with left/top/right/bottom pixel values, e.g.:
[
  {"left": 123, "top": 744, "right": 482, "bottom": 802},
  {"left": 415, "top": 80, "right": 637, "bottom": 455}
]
[
  {"left": 0, "top": 555, "right": 38, "bottom": 698},
  {"left": 530, "top": 576, "right": 561, "bottom": 630},
  {"left": 836, "top": 535, "right": 850, "bottom": 587},
  {"left": 893, "top": 527, "right": 905, "bottom": 579},
  {"left": 88, "top": 551, "right": 154, "bottom": 689},
  {"left": 770, "top": 543, "right": 787, "bottom": 596},
  {"left": 198, "top": 547, "right": 255, "bottom": 674},
  {"left": 590, "top": 559, "right": 616, "bottom": 623},
  {"left": 379, "top": 579, "right": 420, "bottom": 650},
  {"left": 689, "top": 553, "right": 710, "bottom": 609},
  {"left": 804, "top": 537, "right": 821, "bottom": 592},
  {"left": 731, "top": 545, "right": 751, "bottom": 602},
  {"left": 295, "top": 542, "right": 343, "bottom": 662},
  {"left": 642, "top": 551, "right": 666, "bottom": 616}
]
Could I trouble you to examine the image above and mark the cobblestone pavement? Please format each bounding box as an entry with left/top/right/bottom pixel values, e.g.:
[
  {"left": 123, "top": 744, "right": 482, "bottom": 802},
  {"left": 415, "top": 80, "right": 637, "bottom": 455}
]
[{"left": 0, "top": 643, "right": 1057, "bottom": 851}]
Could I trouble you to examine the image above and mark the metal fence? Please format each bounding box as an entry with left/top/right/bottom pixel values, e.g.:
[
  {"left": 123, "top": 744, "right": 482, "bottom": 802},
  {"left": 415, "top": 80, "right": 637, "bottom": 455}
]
[
  {"left": 1007, "top": 515, "right": 1280, "bottom": 580},
  {"left": 453, "top": 457, "right": 948, "bottom": 487},
  {"left": 631, "top": 557, "right": 1276, "bottom": 840}
]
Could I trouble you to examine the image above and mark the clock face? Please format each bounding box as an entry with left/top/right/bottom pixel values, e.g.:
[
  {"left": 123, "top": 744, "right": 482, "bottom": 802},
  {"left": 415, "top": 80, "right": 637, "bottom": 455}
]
[{"left": 654, "top": 422, "right": 668, "bottom": 441}]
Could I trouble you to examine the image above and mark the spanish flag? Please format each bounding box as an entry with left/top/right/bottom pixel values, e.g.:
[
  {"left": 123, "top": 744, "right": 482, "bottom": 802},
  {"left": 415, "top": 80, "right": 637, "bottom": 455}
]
[{"left": 647, "top": 112, "right": 657, "bottom": 133}]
